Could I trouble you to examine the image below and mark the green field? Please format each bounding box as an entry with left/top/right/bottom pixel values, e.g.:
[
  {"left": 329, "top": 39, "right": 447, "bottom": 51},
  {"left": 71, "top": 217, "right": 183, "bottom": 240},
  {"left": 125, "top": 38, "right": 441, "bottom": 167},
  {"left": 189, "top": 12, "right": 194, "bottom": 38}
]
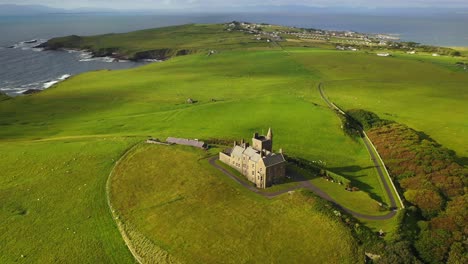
[
  {"left": 0, "top": 137, "right": 140, "bottom": 263},
  {"left": 288, "top": 49, "right": 468, "bottom": 158},
  {"left": 110, "top": 143, "right": 362, "bottom": 263},
  {"left": 1, "top": 23, "right": 466, "bottom": 262}
]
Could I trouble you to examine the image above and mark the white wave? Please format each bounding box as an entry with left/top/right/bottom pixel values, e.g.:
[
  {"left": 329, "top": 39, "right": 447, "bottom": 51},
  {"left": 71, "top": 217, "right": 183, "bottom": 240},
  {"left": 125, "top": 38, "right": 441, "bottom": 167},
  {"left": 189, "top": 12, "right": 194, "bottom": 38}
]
[
  {"left": 59, "top": 74, "right": 71, "bottom": 80},
  {"left": 12, "top": 39, "right": 47, "bottom": 50},
  {"left": 142, "top": 59, "right": 163, "bottom": 62},
  {"left": 79, "top": 56, "right": 116, "bottom": 63},
  {"left": 43, "top": 80, "right": 59, "bottom": 89},
  {"left": 42, "top": 74, "right": 72, "bottom": 89}
]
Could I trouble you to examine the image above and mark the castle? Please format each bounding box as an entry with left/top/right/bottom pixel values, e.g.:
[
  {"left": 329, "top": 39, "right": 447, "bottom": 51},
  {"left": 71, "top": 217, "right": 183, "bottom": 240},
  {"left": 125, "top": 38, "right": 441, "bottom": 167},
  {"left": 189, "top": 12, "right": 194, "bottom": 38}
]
[{"left": 219, "top": 128, "right": 286, "bottom": 189}]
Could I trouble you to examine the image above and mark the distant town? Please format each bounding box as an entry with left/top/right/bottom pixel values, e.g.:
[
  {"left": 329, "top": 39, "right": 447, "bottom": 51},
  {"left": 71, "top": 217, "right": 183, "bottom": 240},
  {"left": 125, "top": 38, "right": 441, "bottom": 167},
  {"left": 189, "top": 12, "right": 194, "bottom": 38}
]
[{"left": 226, "top": 21, "right": 461, "bottom": 56}]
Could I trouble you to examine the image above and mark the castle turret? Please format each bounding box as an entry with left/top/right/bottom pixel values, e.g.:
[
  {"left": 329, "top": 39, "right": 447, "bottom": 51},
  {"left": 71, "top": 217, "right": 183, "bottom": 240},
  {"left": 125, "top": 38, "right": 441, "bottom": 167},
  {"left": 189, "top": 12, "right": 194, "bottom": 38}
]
[{"left": 267, "top": 128, "right": 273, "bottom": 140}]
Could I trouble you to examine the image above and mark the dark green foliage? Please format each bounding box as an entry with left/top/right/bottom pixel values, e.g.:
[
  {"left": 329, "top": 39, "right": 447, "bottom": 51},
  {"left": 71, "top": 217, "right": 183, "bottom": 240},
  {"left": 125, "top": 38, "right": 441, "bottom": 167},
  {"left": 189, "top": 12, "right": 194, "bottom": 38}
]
[
  {"left": 286, "top": 156, "right": 322, "bottom": 174},
  {"left": 415, "top": 229, "right": 452, "bottom": 264},
  {"left": 346, "top": 109, "right": 393, "bottom": 130},
  {"left": 447, "top": 242, "right": 468, "bottom": 264},
  {"left": 378, "top": 240, "right": 422, "bottom": 264}
]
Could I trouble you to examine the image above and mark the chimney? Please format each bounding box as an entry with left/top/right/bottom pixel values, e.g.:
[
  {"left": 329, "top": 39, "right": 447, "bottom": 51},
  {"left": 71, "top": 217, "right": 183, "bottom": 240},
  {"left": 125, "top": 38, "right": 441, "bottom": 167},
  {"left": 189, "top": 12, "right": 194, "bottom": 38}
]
[
  {"left": 253, "top": 132, "right": 259, "bottom": 139},
  {"left": 279, "top": 148, "right": 283, "bottom": 154},
  {"left": 234, "top": 141, "right": 237, "bottom": 147}
]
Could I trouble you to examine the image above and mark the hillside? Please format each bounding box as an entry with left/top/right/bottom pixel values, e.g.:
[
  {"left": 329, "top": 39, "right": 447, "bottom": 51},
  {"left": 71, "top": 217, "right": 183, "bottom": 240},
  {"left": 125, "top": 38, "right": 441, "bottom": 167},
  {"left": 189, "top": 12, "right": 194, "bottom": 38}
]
[
  {"left": 39, "top": 24, "right": 279, "bottom": 60},
  {"left": 1, "top": 23, "right": 466, "bottom": 263},
  {"left": 0, "top": 92, "right": 9, "bottom": 101}
]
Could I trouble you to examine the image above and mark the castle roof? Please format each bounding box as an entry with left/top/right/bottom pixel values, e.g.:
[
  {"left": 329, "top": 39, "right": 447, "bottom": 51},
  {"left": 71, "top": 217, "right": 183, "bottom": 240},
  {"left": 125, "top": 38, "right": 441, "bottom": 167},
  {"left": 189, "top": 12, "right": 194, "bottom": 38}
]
[
  {"left": 231, "top": 145, "right": 245, "bottom": 158},
  {"left": 230, "top": 145, "right": 285, "bottom": 167},
  {"left": 262, "top": 153, "right": 286, "bottom": 167}
]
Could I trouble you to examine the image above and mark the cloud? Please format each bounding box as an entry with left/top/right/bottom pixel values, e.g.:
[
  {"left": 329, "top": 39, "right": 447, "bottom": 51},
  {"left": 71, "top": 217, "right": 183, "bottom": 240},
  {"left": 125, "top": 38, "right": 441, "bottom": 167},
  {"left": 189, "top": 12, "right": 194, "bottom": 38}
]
[{"left": 2, "top": 0, "right": 468, "bottom": 9}]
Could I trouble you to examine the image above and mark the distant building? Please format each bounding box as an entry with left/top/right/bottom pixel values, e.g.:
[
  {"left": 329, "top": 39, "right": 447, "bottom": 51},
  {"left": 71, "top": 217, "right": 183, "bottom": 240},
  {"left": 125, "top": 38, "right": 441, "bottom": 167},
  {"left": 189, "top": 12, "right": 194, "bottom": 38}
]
[
  {"left": 219, "top": 128, "right": 286, "bottom": 189},
  {"left": 166, "top": 137, "right": 207, "bottom": 149},
  {"left": 377, "top": 53, "right": 391, "bottom": 57}
]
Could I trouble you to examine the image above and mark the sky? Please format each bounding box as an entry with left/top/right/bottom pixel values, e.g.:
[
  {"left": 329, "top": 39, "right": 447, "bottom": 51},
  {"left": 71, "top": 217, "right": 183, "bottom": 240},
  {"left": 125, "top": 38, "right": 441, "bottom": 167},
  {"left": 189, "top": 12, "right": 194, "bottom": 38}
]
[{"left": 2, "top": 0, "right": 468, "bottom": 10}]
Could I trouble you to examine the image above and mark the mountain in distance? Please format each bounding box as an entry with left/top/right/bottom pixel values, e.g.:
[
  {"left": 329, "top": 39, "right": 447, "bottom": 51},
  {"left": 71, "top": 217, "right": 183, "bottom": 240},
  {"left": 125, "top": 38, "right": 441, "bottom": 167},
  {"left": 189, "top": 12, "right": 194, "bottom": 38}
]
[{"left": 0, "top": 4, "right": 119, "bottom": 15}]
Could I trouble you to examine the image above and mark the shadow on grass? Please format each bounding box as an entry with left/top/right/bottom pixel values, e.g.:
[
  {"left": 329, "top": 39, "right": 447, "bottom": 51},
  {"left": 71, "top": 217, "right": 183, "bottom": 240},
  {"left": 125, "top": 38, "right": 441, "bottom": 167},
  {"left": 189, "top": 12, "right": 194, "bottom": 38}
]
[{"left": 329, "top": 165, "right": 386, "bottom": 205}]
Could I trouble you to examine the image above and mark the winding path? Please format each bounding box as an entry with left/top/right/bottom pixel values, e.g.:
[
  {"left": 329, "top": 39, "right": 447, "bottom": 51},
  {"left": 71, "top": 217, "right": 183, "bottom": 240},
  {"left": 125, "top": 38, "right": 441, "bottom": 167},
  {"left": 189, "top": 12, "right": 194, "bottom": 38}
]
[
  {"left": 318, "top": 83, "right": 404, "bottom": 209},
  {"left": 208, "top": 84, "right": 405, "bottom": 221},
  {"left": 209, "top": 156, "right": 396, "bottom": 220}
]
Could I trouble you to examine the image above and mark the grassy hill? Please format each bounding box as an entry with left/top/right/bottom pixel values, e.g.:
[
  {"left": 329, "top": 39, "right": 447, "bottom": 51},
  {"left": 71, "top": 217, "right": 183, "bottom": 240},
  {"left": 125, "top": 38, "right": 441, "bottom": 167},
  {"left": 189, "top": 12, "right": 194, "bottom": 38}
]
[
  {"left": 110, "top": 144, "right": 362, "bottom": 263},
  {"left": 1, "top": 23, "right": 466, "bottom": 263},
  {"left": 42, "top": 24, "right": 278, "bottom": 60}
]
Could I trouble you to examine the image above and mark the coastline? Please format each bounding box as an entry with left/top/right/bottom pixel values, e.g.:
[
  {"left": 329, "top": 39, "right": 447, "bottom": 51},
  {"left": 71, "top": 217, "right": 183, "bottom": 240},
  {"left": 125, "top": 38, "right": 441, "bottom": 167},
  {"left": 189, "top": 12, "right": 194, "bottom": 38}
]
[{"left": 1, "top": 40, "right": 151, "bottom": 97}]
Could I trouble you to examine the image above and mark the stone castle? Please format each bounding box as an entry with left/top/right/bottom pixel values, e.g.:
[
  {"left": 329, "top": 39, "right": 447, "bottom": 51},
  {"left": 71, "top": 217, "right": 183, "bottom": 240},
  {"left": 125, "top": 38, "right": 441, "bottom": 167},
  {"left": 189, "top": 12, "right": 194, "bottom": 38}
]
[{"left": 219, "top": 128, "right": 286, "bottom": 189}]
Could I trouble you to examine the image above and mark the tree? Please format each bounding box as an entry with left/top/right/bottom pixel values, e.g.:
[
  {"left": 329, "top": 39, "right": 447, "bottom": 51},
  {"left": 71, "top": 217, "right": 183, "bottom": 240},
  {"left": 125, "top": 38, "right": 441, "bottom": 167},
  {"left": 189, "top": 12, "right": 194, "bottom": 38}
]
[
  {"left": 447, "top": 242, "right": 467, "bottom": 264},
  {"left": 415, "top": 229, "right": 452, "bottom": 264},
  {"left": 450, "top": 51, "right": 461, "bottom": 57},
  {"left": 378, "top": 240, "right": 421, "bottom": 264}
]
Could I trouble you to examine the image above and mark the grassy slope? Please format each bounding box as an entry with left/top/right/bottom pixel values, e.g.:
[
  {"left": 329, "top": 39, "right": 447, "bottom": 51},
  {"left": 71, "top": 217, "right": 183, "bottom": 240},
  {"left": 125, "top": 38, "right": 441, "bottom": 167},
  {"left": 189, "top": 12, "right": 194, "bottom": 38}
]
[
  {"left": 0, "top": 50, "right": 387, "bottom": 205},
  {"left": 0, "top": 137, "right": 140, "bottom": 263},
  {"left": 111, "top": 144, "right": 362, "bottom": 263},
  {"left": 46, "top": 24, "right": 277, "bottom": 58},
  {"left": 0, "top": 49, "right": 388, "bottom": 261},
  {"left": 289, "top": 49, "right": 468, "bottom": 159},
  {"left": 2, "top": 24, "right": 466, "bottom": 261}
]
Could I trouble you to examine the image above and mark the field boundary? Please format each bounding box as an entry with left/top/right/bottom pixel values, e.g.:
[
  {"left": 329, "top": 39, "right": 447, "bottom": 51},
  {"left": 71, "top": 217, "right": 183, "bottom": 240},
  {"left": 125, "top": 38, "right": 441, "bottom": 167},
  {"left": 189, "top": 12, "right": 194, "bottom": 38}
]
[
  {"left": 106, "top": 142, "right": 144, "bottom": 264},
  {"left": 318, "top": 83, "right": 405, "bottom": 209}
]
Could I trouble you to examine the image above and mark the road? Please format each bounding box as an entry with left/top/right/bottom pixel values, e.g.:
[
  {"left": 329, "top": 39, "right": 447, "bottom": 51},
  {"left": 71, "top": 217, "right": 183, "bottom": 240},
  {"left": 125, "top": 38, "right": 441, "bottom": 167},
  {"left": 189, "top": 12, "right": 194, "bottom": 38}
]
[
  {"left": 209, "top": 156, "right": 397, "bottom": 220},
  {"left": 318, "top": 83, "right": 404, "bottom": 210}
]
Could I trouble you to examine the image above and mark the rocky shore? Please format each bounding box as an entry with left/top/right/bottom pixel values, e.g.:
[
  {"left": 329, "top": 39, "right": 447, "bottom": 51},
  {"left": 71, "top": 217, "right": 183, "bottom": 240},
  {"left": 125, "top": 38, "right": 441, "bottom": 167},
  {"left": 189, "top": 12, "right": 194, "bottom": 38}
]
[{"left": 35, "top": 39, "right": 192, "bottom": 62}]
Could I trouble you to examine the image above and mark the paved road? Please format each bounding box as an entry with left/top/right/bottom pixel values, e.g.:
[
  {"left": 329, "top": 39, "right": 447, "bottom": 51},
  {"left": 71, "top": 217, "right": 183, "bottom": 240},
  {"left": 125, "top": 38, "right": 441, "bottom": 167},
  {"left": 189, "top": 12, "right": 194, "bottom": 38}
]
[
  {"left": 318, "top": 83, "right": 401, "bottom": 210},
  {"left": 209, "top": 156, "right": 396, "bottom": 220}
]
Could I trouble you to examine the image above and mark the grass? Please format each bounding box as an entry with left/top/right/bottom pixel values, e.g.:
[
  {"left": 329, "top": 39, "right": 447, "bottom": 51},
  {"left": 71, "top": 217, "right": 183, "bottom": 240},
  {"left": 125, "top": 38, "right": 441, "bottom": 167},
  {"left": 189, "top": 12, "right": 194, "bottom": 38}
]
[
  {"left": 0, "top": 92, "right": 10, "bottom": 101},
  {"left": 293, "top": 166, "right": 389, "bottom": 217},
  {"left": 1, "top": 23, "right": 466, "bottom": 262},
  {"left": 0, "top": 50, "right": 384, "bottom": 204},
  {"left": 45, "top": 24, "right": 279, "bottom": 59},
  {"left": 288, "top": 49, "right": 468, "bottom": 158},
  {"left": 0, "top": 137, "right": 141, "bottom": 263},
  {"left": 110, "top": 143, "right": 362, "bottom": 263}
]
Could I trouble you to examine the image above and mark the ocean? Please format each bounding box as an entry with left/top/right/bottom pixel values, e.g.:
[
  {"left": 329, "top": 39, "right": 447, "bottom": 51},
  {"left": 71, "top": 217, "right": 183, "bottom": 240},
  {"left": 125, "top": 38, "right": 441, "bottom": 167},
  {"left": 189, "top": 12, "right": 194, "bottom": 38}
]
[{"left": 1, "top": 12, "right": 467, "bottom": 96}]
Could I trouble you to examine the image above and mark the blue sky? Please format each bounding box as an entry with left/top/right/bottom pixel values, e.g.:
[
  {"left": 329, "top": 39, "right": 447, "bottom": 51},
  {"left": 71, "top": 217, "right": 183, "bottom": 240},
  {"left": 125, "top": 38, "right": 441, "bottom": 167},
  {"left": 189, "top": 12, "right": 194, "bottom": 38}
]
[{"left": 2, "top": 0, "right": 468, "bottom": 9}]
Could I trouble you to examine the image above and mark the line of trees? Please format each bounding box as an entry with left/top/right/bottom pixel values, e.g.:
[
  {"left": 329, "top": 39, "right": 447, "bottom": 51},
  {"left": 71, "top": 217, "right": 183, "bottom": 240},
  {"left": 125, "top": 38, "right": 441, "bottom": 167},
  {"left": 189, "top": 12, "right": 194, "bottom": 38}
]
[{"left": 350, "top": 110, "right": 468, "bottom": 264}]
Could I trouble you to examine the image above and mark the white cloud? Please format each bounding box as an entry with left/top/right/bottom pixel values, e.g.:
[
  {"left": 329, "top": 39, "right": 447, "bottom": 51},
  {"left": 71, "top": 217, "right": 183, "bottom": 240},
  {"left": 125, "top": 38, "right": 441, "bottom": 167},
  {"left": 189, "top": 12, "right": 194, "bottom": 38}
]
[{"left": 2, "top": 0, "right": 468, "bottom": 9}]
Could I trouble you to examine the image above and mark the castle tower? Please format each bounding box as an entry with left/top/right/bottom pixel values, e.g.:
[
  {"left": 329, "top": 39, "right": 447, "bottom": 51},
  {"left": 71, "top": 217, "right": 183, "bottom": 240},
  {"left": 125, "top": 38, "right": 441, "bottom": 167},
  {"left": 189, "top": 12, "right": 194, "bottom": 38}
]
[{"left": 252, "top": 128, "right": 273, "bottom": 152}]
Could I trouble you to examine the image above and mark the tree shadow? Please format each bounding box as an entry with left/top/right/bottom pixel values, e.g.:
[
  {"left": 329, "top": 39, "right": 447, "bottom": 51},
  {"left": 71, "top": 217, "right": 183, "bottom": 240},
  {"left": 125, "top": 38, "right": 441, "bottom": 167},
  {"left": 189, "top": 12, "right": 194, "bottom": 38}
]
[{"left": 329, "top": 165, "right": 387, "bottom": 205}]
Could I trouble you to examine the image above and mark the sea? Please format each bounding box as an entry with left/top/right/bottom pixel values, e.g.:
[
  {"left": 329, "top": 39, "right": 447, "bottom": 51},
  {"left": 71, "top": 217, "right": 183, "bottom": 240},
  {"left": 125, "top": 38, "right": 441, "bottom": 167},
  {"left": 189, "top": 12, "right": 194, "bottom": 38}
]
[{"left": 1, "top": 12, "right": 467, "bottom": 96}]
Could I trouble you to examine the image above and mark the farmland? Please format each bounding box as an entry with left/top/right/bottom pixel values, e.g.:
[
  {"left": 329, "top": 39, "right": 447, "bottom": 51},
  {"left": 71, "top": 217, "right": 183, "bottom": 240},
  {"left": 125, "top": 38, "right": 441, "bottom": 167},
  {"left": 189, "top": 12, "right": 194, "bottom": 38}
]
[{"left": 1, "top": 23, "right": 466, "bottom": 263}]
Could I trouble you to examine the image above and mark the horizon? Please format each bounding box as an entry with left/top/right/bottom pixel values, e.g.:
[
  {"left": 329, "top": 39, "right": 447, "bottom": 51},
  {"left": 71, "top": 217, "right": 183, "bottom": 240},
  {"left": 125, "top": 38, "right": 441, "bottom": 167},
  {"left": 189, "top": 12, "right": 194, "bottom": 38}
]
[{"left": 2, "top": 1, "right": 468, "bottom": 11}]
